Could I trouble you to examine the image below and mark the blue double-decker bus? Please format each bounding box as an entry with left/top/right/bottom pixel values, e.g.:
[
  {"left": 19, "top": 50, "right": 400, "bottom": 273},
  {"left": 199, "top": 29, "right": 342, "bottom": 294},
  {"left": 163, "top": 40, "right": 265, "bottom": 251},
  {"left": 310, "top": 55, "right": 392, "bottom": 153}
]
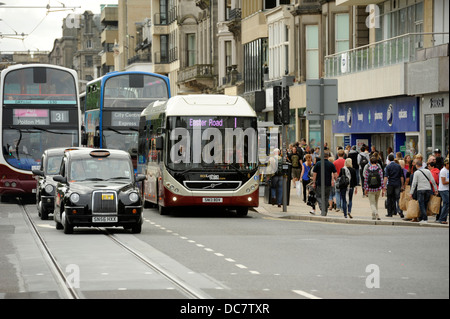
[{"left": 81, "top": 71, "right": 170, "bottom": 170}]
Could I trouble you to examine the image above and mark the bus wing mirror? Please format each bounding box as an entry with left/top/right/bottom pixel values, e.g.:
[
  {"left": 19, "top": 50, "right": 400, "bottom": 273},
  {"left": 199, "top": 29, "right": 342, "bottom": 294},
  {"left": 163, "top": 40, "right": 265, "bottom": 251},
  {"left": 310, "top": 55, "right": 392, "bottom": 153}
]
[{"left": 156, "top": 136, "right": 164, "bottom": 151}]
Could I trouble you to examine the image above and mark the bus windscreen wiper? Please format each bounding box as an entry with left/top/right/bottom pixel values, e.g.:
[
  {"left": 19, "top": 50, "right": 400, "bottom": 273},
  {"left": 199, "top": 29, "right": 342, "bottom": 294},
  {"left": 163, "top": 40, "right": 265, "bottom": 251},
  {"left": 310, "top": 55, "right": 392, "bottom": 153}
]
[
  {"left": 105, "top": 127, "right": 138, "bottom": 135},
  {"left": 32, "top": 127, "right": 75, "bottom": 135}
]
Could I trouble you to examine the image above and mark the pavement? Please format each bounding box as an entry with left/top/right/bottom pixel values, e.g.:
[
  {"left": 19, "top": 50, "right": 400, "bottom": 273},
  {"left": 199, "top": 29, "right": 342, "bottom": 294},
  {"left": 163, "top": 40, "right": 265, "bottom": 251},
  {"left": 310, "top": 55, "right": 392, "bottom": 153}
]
[{"left": 253, "top": 183, "right": 449, "bottom": 228}]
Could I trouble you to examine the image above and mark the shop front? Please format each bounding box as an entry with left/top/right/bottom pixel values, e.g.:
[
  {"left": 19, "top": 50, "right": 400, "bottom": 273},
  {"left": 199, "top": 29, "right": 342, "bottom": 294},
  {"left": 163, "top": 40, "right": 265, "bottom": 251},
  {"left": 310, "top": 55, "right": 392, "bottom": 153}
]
[
  {"left": 421, "top": 93, "right": 449, "bottom": 159},
  {"left": 333, "top": 96, "right": 420, "bottom": 158}
]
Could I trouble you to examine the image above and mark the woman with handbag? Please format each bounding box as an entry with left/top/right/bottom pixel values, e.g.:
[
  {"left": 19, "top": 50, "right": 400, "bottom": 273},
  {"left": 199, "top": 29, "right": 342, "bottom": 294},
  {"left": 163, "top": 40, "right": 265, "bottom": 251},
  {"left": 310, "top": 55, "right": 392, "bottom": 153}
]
[{"left": 409, "top": 160, "right": 439, "bottom": 223}]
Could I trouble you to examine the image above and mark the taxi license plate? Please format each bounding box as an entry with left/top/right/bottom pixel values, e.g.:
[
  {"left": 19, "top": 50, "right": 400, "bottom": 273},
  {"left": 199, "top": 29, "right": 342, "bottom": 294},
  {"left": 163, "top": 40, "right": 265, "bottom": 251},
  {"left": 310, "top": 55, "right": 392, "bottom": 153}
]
[
  {"left": 102, "top": 194, "right": 114, "bottom": 200},
  {"left": 202, "top": 198, "right": 223, "bottom": 203},
  {"left": 92, "top": 216, "right": 118, "bottom": 223}
]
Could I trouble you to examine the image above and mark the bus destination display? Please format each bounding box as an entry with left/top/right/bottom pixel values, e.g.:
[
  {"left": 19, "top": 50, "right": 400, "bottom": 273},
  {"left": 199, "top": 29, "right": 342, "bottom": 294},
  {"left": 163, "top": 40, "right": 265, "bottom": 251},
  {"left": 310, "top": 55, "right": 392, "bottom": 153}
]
[{"left": 12, "top": 109, "right": 70, "bottom": 125}]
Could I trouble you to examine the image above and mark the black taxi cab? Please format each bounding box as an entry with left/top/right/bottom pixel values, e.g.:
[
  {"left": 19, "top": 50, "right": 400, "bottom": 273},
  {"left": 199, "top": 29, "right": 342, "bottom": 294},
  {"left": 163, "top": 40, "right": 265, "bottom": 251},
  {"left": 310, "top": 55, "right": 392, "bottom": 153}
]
[
  {"left": 32, "top": 147, "right": 82, "bottom": 220},
  {"left": 52, "top": 149, "right": 146, "bottom": 234}
]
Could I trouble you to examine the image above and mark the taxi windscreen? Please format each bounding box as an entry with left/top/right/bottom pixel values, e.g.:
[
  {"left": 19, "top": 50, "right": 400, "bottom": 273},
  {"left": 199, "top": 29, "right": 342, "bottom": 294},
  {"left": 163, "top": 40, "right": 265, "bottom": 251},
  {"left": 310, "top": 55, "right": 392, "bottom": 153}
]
[{"left": 69, "top": 157, "right": 133, "bottom": 182}]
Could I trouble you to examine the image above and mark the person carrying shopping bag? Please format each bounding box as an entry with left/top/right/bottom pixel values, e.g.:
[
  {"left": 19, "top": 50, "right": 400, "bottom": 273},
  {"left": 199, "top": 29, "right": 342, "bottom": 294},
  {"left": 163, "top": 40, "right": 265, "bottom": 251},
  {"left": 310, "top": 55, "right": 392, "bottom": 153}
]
[{"left": 409, "top": 160, "right": 439, "bottom": 223}]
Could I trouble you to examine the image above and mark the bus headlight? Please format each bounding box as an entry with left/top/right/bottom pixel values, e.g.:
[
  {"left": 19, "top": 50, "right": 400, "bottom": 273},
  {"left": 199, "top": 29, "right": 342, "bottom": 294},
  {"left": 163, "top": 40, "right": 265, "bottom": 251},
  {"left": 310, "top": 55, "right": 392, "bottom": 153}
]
[
  {"left": 70, "top": 193, "right": 80, "bottom": 204},
  {"left": 129, "top": 192, "right": 139, "bottom": 203}
]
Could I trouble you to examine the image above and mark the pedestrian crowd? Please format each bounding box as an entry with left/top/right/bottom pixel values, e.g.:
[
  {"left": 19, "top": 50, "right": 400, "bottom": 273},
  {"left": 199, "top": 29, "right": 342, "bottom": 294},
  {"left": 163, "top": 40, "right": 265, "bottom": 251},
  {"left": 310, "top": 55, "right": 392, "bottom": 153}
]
[{"left": 265, "top": 141, "right": 449, "bottom": 225}]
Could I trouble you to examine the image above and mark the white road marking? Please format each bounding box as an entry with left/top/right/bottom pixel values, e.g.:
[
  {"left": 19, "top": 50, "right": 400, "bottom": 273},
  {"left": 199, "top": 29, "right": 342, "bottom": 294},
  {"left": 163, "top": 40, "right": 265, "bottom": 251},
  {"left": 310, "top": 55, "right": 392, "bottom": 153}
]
[{"left": 293, "top": 290, "right": 322, "bottom": 299}]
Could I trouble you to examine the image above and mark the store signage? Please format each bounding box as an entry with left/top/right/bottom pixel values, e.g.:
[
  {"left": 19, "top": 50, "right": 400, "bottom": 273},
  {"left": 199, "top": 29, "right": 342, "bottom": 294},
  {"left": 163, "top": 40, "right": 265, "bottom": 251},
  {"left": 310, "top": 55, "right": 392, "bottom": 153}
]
[
  {"left": 333, "top": 97, "right": 419, "bottom": 134},
  {"left": 429, "top": 98, "right": 444, "bottom": 108}
]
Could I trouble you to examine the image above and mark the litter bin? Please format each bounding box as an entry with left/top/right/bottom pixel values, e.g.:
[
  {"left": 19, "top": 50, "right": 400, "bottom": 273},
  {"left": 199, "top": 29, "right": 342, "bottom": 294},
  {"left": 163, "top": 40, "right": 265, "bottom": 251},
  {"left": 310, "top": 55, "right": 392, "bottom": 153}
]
[{"left": 283, "top": 162, "right": 292, "bottom": 206}]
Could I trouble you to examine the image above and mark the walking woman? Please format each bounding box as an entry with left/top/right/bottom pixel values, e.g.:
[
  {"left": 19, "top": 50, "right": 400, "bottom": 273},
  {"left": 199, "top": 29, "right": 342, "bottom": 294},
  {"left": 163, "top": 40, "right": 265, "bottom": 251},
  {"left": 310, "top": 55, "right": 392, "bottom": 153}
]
[
  {"left": 301, "top": 154, "right": 313, "bottom": 202},
  {"left": 364, "top": 156, "right": 385, "bottom": 220},
  {"left": 339, "top": 158, "right": 358, "bottom": 218}
]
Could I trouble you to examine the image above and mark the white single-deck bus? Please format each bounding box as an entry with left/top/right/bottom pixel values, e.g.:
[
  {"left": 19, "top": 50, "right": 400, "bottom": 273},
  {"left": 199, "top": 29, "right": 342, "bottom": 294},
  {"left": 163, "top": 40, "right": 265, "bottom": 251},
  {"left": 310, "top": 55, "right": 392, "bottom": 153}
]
[
  {"left": 0, "top": 64, "right": 80, "bottom": 201},
  {"left": 137, "top": 95, "right": 259, "bottom": 216}
]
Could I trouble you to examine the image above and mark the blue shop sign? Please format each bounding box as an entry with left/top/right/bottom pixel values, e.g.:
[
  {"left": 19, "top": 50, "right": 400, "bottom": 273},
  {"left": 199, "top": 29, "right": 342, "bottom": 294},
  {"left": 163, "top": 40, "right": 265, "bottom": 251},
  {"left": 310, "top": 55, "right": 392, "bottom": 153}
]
[{"left": 333, "top": 96, "right": 419, "bottom": 134}]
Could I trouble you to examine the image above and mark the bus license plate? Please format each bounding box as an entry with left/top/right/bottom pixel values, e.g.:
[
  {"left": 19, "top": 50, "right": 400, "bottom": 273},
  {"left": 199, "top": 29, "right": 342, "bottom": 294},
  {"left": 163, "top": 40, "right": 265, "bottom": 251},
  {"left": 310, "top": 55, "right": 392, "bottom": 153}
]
[
  {"left": 202, "top": 198, "right": 223, "bottom": 203},
  {"left": 93, "top": 216, "right": 118, "bottom": 223}
]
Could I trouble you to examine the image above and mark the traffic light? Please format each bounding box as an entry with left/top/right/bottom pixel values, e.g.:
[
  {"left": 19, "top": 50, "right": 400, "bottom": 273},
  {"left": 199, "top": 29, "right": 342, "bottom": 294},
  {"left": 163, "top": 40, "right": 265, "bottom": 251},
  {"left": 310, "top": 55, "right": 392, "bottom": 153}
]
[{"left": 273, "top": 86, "right": 283, "bottom": 125}]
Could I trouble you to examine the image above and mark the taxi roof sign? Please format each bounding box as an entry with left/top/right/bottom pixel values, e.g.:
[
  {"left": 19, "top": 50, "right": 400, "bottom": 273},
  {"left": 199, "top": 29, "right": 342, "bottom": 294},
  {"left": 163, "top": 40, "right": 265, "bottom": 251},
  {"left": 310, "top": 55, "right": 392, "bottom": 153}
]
[
  {"left": 89, "top": 150, "right": 111, "bottom": 157},
  {"left": 64, "top": 148, "right": 80, "bottom": 153}
]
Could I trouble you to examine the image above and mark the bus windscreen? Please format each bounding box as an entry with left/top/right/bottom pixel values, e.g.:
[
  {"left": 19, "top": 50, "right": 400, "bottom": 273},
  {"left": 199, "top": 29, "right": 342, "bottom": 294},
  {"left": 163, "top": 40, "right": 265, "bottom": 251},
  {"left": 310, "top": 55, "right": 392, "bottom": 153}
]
[
  {"left": 103, "top": 74, "right": 169, "bottom": 108},
  {"left": 166, "top": 116, "right": 258, "bottom": 172},
  {"left": 3, "top": 68, "right": 77, "bottom": 105}
]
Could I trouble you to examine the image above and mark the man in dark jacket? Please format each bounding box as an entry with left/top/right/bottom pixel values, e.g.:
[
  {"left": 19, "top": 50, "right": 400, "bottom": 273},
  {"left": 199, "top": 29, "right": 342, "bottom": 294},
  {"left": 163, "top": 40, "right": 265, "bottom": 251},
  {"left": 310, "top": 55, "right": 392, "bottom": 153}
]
[
  {"left": 434, "top": 149, "right": 444, "bottom": 170},
  {"left": 384, "top": 154, "right": 405, "bottom": 218},
  {"left": 312, "top": 152, "right": 337, "bottom": 216}
]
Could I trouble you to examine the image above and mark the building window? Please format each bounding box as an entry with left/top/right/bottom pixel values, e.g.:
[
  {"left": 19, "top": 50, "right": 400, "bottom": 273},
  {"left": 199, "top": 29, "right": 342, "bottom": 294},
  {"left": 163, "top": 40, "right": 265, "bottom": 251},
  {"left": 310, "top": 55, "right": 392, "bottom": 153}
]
[
  {"left": 305, "top": 25, "right": 319, "bottom": 79},
  {"left": 244, "top": 38, "right": 268, "bottom": 93},
  {"left": 161, "top": 35, "right": 168, "bottom": 63},
  {"left": 335, "top": 13, "right": 349, "bottom": 53},
  {"left": 377, "top": 0, "right": 425, "bottom": 42},
  {"left": 187, "top": 34, "right": 196, "bottom": 66},
  {"left": 433, "top": 0, "right": 449, "bottom": 45},
  {"left": 265, "top": 0, "right": 291, "bottom": 10},
  {"left": 269, "top": 22, "right": 289, "bottom": 79},
  {"left": 160, "top": 0, "right": 168, "bottom": 25},
  {"left": 85, "top": 55, "right": 93, "bottom": 67},
  {"left": 225, "top": 40, "right": 232, "bottom": 69},
  {"left": 225, "top": 0, "right": 231, "bottom": 20}
]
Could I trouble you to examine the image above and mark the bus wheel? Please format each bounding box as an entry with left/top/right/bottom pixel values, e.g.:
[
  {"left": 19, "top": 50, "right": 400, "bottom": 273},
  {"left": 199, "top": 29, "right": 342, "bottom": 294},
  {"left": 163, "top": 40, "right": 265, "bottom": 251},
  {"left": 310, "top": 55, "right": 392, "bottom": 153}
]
[
  {"left": 158, "top": 204, "right": 170, "bottom": 216},
  {"left": 236, "top": 207, "right": 248, "bottom": 217}
]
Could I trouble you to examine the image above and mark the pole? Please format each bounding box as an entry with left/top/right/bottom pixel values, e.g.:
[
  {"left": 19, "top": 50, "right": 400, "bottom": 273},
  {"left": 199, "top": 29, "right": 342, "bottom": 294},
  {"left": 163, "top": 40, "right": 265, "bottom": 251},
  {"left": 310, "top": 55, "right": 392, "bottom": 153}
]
[
  {"left": 320, "top": 78, "right": 326, "bottom": 216},
  {"left": 282, "top": 122, "right": 288, "bottom": 213}
]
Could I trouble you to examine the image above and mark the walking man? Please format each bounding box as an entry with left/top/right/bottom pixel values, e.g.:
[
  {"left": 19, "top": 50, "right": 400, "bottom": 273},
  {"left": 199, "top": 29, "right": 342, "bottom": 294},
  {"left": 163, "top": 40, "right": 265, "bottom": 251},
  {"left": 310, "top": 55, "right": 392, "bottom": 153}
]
[
  {"left": 384, "top": 154, "right": 405, "bottom": 218},
  {"left": 312, "top": 151, "right": 337, "bottom": 216},
  {"left": 288, "top": 146, "right": 302, "bottom": 189}
]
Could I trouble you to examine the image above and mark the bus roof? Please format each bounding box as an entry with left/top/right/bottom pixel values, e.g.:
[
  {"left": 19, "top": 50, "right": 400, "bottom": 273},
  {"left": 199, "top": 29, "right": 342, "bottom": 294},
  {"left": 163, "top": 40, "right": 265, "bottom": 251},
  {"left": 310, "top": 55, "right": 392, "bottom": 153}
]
[
  {"left": 86, "top": 70, "right": 169, "bottom": 87},
  {"left": 1, "top": 64, "right": 78, "bottom": 77},
  {"left": 142, "top": 95, "right": 257, "bottom": 118}
]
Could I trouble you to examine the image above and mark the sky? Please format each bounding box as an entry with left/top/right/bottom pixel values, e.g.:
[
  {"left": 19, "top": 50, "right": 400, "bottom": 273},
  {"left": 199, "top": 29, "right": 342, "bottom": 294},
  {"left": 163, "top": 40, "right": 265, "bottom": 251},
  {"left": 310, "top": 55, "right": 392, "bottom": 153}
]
[{"left": 0, "top": 0, "right": 118, "bottom": 53}]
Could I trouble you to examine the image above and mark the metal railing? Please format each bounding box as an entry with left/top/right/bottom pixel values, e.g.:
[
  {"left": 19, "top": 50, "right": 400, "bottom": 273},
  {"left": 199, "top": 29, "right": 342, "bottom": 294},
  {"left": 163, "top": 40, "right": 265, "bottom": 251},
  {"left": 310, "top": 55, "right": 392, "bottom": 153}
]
[
  {"left": 178, "top": 64, "right": 214, "bottom": 83},
  {"left": 154, "top": 47, "right": 178, "bottom": 64},
  {"left": 325, "top": 32, "right": 449, "bottom": 77},
  {"left": 128, "top": 52, "right": 152, "bottom": 65}
]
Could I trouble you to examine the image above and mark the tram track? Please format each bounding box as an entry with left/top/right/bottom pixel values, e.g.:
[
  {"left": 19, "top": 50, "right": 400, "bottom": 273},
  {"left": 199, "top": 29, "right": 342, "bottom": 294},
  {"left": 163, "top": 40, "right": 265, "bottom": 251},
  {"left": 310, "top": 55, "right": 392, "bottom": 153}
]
[
  {"left": 19, "top": 200, "right": 209, "bottom": 300},
  {"left": 20, "top": 200, "right": 82, "bottom": 299}
]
